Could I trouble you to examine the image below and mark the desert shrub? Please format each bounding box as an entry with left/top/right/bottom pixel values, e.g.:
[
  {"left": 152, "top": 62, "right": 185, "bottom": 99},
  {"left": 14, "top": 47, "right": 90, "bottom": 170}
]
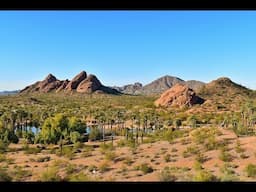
[
  {"left": 0, "top": 140, "right": 9, "bottom": 153},
  {"left": 158, "top": 167, "right": 176, "bottom": 181},
  {"left": 191, "top": 127, "right": 220, "bottom": 145},
  {"left": 99, "top": 161, "right": 110, "bottom": 173},
  {"left": 56, "top": 146, "right": 74, "bottom": 159},
  {"left": 205, "top": 136, "right": 219, "bottom": 151},
  {"left": 73, "top": 142, "right": 84, "bottom": 150},
  {"left": 245, "top": 164, "right": 256, "bottom": 177},
  {"left": 193, "top": 170, "right": 217, "bottom": 182},
  {"left": 88, "top": 165, "right": 97, "bottom": 172},
  {"left": 65, "top": 164, "right": 77, "bottom": 175},
  {"left": 171, "top": 148, "right": 178, "bottom": 153},
  {"left": 117, "top": 139, "right": 136, "bottom": 148},
  {"left": 183, "top": 146, "right": 200, "bottom": 158},
  {"left": 24, "top": 146, "right": 42, "bottom": 155},
  {"left": 164, "top": 154, "right": 171, "bottom": 162},
  {"left": 89, "top": 128, "right": 102, "bottom": 141},
  {"left": 68, "top": 172, "right": 91, "bottom": 181},
  {"left": 219, "top": 148, "right": 232, "bottom": 162},
  {"left": 23, "top": 130, "right": 35, "bottom": 144},
  {"left": 240, "top": 153, "right": 249, "bottom": 159},
  {"left": 124, "top": 157, "right": 133, "bottom": 166},
  {"left": 219, "top": 163, "right": 239, "bottom": 181},
  {"left": 195, "top": 152, "right": 207, "bottom": 163},
  {"left": 138, "top": 163, "right": 154, "bottom": 174},
  {"left": 11, "top": 166, "right": 32, "bottom": 181},
  {"left": 235, "top": 140, "right": 245, "bottom": 153},
  {"left": 0, "top": 154, "right": 6, "bottom": 162},
  {"left": 81, "top": 150, "right": 93, "bottom": 158},
  {"left": 193, "top": 161, "right": 203, "bottom": 171},
  {"left": 40, "top": 167, "right": 62, "bottom": 181},
  {"left": 100, "top": 143, "right": 114, "bottom": 152},
  {"left": 0, "top": 167, "right": 12, "bottom": 181},
  {"left": 70, "top": 131, "right": 82, "bottom": 144},
  {"left": 36, "top": 156, "right": 51, "bottom": 162},
  {"left": 105, "top": 151, "right": 116, "bottom": 161},
  {"left": 142, "top": 137, "right": 156, "bottom": 144}
]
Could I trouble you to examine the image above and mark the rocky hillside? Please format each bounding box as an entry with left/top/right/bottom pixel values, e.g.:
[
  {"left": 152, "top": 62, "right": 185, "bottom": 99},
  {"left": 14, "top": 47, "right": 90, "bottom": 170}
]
[
  {"left": 20, "top": 71, "right": 120, "bottom": 95},
  {"left": 155, "top": 84, "right": 204, "bottom": 108},
  {"left": 193, "top": 77, "right": 253, "bottom": 112},
  {"left": 112, "top": 82, "right": 143, "bottom": 95}
]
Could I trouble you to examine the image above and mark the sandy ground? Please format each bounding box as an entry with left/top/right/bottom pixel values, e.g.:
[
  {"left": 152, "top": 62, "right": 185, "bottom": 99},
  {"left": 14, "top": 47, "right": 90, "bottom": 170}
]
[{"left": 2, "top": 127, "right": 256, "bottom": 181}]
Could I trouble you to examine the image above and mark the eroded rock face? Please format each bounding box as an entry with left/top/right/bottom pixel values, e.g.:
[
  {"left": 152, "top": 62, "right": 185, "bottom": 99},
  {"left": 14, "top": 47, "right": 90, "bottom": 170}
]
[
  {"left": 76, "top": 74, "right": 102, "bottom": 93},
  {"left": 20, "top": 71, "right": 121, "bottom": 95},
  {"left": 56, "top": 79, "right": 70, "bottom": 93},
  {"left": 64, "top": 71, "right": 87, "bottom": 91},
  {"left": 20, "top": 74, "right": 62, "bottom": 93},
  {"left": 155, "top": 83, "right": 204, "bottom": 108}
]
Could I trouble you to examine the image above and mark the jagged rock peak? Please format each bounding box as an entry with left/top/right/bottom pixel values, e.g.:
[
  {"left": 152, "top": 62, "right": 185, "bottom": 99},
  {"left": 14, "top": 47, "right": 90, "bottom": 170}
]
[{"left": 44, "top": 73, "right": 57, "bottom": 83}]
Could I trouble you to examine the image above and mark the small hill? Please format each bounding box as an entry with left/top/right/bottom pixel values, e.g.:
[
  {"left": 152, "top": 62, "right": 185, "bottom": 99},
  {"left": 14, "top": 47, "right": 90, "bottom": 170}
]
[
  {"left": 155, "top": 84, "right": 204, "bottom": 108},
  {"left": 194, "top": 77, "right": 253, "bottom": 112}
]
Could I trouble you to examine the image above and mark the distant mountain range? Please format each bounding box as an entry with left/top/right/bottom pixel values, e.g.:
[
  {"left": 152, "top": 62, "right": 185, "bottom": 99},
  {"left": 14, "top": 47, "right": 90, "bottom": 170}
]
[
  {"left": 0, "top": 90, "right": 19, "bottom": 95},
  {"left": 112, "top": 75, "right": 205, "bottom": 95},
  {"left": 18, "top": 69, "right": 254, "bottom": 111}
]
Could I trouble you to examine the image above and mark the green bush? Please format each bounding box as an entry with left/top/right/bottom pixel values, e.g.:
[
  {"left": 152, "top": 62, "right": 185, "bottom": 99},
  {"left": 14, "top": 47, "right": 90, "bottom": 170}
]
[
  {"left": 245, "top": 164, "right": 256, "bottom": 177},
  {"left": 0, "top": 140, "right": 9, "bottom": 153},
  {"left": 36, "top": 156, "right": 51, "bottom": 163},
  {"left": 11, "top": 166, "right": 32, "bottom": 181},
  {"left": 99, "top": 161, "right": 110, "bottom": 173},
  {"left": 158, "top": 167, "right": 176, "bottom": 181},
  {"left": 219, "top": 163, "right": 239, "bottom": 181},
  {"left": 40, "top": 167, "right": 62, "bottom": 181},
  {"left": 219, "top": 148, "right": 232, "bottom": 162},
  {"left": 68, "top": 172, "right": 91, "bottom": 181},
  {"left": 164, "top": 154, "right": 171, "bottom": 162},
  {"left": 0, "top": 154, "right": 6, "bottom": 162},
  {"left": 24, "top": 147, "right": 42, "bottom": 155},
  {"left": 193, "top": 161, "right": 203, "bottom": 171},
  {"left": 0, "top": 167, "right": 12, "bottom": 181},
  {"left": 89, "top": 128, "right": 102, "bottom": 141},
  {"left": 193, "top": 170, "right": 217, "bottom": 182},
  {"left": 70, "top": 131, "right": 81, "bottom": 144},
  {"left": 138, "top": 163, "right": 154, "bottom": 174},
  {"left": 105, "top": 151, "right": 116, "bottom": 161},
  {"left": 195, "top": 152, "right": 207, "bottom": 163}
]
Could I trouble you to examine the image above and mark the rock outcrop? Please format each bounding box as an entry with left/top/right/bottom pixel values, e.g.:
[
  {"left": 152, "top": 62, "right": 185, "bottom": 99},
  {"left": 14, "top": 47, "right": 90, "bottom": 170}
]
[
  {"left": 20, "top": 74, "right": 63, "bottom": 93},
  {"left": 64, "top": 71, "right": 87, "bottom": 91},
  {"left": 155, "top": 83, "right": 204, "bottom": 108},
  {"left": 20, "top": 71, "right": 120, "bottom": 95}
]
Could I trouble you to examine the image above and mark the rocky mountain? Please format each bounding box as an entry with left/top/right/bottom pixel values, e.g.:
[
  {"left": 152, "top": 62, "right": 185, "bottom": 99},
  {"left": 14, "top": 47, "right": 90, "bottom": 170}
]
[
  {"left": 185, "top": 80, "right": 205, "bottom": 92},
  {"left": 141, "top": 75, "right": 185, "bottom": 95},
  {"left": 113, "top": 76, "right": 205, "bottom": 95},
  {"left": 112, "top": 82, "right": 143, "bottom": 95},
  {"left": 193, "top": 77, "right": 253, "bottom": 112},
  {"left": 155, "top": 84, "right": 204, "bottom": 108},
  {"left": 20, "top": 71, "right": 120, "bottom": 95},
  {"left": 64, "top": 71, "right": 87, "bottom": 92},
  {"left": 198, "top": 77, "right": 251, "bottom": 97}
]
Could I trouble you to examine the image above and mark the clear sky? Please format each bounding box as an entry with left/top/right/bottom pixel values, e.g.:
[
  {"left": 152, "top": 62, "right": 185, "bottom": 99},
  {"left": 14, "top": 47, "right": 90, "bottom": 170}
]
[{"left": 1, "top": 11, "right": 256, "bottom": 91}]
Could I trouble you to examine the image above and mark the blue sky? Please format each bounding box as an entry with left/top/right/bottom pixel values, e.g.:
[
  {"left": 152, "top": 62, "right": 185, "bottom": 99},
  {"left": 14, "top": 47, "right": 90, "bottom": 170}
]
[{"left": 1, "top": 11, "right": 256, "bottom": 91}]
